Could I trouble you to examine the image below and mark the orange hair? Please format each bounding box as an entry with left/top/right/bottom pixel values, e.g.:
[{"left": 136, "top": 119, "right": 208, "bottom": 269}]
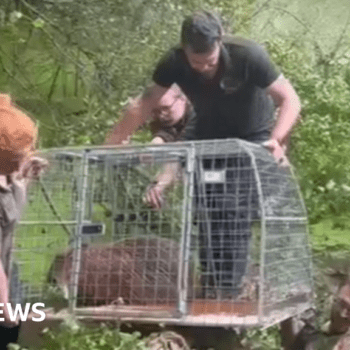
[{"left": 0, "top": 94, "right": 37, "bottom": 156}]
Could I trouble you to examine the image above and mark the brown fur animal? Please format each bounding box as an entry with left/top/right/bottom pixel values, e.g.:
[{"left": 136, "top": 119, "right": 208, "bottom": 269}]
[
  {"left": 329, "top": 281, "right": 350, "bottom": 335},
  {"left": 290, "top": 326, "right": 350, "bottom": 350},
  {"left": 48, "top": 237, "right": 184, "bottom": 307},
  {"left": 289, "top": 265, "right": 350, "bottom": 350}
]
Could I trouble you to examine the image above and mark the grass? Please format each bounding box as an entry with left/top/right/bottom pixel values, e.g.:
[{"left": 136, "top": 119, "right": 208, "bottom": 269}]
[
  {"left": 13, "top": 177, "right": 74, "bottom": 290},
  {"left": 310, "top": 217, "right": 350, "bottom": 254}
]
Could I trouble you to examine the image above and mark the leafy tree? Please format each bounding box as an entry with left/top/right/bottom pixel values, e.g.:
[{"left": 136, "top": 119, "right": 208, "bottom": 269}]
[{"left": 1, "top": 0, "right": 350, "bottom": 220}]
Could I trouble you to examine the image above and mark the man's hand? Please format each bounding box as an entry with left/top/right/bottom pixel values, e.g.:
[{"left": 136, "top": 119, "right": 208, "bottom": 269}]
[
  {"left": 262, "top": 139, "right": 290, "bottom": 168},
  {"left": 144, "top": 162, "right": 179, "bottom": 210},
  {"left": 144, "top": 182, "right": 166, "bottom": 210}
]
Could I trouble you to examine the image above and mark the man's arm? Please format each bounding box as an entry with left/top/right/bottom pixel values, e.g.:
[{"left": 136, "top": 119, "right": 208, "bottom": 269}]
[
  {"left": 105, "top": 84, "right": 170, "bottom": 145},
  {"left": 268, "top": 75, "right": 301, "bottom": 145},
  {"left": 265, "top": 75, "right": 301, "bottom": 164},
  {"left": 144, "top": 162, "right": 180, "bottom": 210},
  {"left": 150, "top": 136, "right": 166, "bottom": 145}
]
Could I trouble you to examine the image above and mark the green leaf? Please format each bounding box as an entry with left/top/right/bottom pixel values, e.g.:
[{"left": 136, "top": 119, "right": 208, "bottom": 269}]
[{"left": 33, "top": 18, "right": 45, "bottom": 28}]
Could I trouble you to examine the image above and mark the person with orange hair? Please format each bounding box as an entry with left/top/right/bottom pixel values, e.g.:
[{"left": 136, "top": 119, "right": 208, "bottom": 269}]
[{"left": 0, "top": 94, "right": 46, "bottom": 348}]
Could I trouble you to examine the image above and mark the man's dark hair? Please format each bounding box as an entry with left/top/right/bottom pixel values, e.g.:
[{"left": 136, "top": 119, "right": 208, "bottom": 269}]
[{"left": 181, "top": 11, "right": 222, "bottom": 53}]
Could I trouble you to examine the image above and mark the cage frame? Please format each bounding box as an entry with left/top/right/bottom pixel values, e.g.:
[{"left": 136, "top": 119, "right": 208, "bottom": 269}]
[{"left": 12, "top": 139, "right": 314, "bottom": 329}]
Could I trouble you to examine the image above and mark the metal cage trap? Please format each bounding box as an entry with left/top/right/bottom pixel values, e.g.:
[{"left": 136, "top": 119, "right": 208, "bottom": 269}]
[{"left": 11, "top": 138, "right": 314, "bottom": 328}]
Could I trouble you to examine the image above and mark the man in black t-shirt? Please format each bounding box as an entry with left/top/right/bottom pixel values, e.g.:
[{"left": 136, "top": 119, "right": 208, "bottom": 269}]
[
  {"left": 107, "top": 8, "right": 301, "bottom": 278},
  {"left": 153, "top": 35, "right": 278, "bottom": 143},
  {"left": 141, "top": 11, "right": 300, "bottom": 210},
  {"left": 107, "top": 11, "right": 303, "bottom": 346},
  {"left": 106, "top": 11, "right": 300, "bottom": 157}
]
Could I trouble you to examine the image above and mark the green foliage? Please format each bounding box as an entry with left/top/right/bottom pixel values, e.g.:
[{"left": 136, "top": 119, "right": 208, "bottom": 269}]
[
  {"left": 241, "top": 326, "right": 282, "bottom": 350},
  {"left": 41, "top": 323, "right": 148, "bottom": 350},
  {"left": 0, "top": 0, "right": 254, "bottom": 148},
  {"left": 265, "top": 37, "right": 350, "bottom": 222},
  {"left": 0, "top": 0, "right": 344, "bottom": 221},
  {"left": 9, "top": 321, "right": 149, "bottom": 350},
  {"left": 0, "top": 0, "right": 347, "bottom": 223},
  {"left": 310, "top": 219, "right": 350, "bottom": 254}
]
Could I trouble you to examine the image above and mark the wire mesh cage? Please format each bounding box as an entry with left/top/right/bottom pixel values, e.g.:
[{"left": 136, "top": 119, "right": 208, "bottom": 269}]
[{"left": 11, "top": 139, "right": 313, "bottom": 328}]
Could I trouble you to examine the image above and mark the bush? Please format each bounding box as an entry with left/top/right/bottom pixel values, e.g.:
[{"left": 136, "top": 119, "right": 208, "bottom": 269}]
[
  {"left": 266, "top": 37, "right": 350, "bottom": 222},
  {"left": 9, "top": 321, "right": 149, "bottom": 350}
]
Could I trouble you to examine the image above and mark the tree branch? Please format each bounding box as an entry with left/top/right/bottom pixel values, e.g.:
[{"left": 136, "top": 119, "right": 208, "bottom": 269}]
[
  {"left": 329, "top": 10, "right": 350, "bottom": 60},
  {"left": 252, "top": 0, "right": 273, "bottom": 18}
]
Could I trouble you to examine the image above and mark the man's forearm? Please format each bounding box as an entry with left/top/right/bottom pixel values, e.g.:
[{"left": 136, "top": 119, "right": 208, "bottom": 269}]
[
  {"left": 271, "top": 99, "right": 301, "bottom": 145},
  {"left": 105, "top": 120, "right": 133, "bottom": 146},
  {"left": 268, "top": 77, "right": 302, "bottom": 145},
  {"left": 105, "top": 99, "right": 145, "bottom": 145},
  {"left": 155, "top": 162, "right": 179, "bottom": 188},
  {"left": 145, "top": 162, "right": 180, "bottom": 210},
  {"left": 105, "top": 84, "right": 169, "bottom": 145}
]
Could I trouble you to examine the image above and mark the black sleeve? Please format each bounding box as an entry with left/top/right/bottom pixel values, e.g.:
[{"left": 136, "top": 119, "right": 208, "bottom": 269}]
[
  {"left": 247, "top": 44, "right": 280, "bottom": 88},
  {"left": 179, "top": 109, "right": 197, "bottom": 141},
  {"left": 152, "top": 49, "right": 179, "bottom": 88},
  {"left": 154, "top": 111, "right": 193, "bottom": 143},
  {"left": 154, "top": 128, "right": 177, "bottom": 143}
]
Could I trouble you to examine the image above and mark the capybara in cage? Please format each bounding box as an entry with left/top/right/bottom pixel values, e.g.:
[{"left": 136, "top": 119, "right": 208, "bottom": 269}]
[{"left": 48, "top": 236, "right": 189, "bottom": 307}]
